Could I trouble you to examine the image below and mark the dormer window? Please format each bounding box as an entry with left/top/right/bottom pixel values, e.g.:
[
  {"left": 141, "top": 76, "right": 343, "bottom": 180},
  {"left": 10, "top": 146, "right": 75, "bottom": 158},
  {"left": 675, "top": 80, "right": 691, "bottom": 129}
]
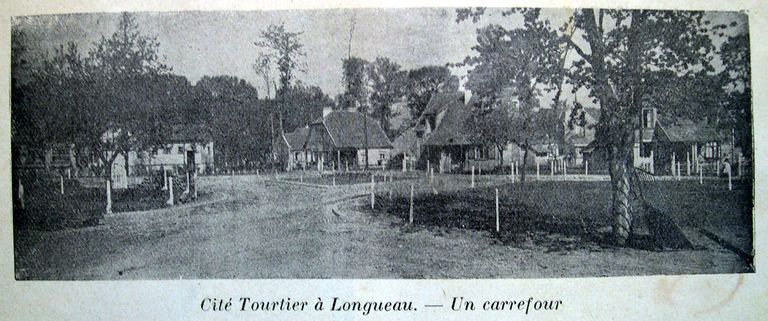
[{"left": 642, "top": 108, "right": 656, "bottom": 129}]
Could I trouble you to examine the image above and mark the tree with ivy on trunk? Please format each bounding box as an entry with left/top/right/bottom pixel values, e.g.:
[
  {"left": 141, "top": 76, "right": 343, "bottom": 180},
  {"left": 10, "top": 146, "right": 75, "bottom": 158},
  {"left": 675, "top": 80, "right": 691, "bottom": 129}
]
[{"left": 458, "top": 8, "right": 734, "bottom": 245}]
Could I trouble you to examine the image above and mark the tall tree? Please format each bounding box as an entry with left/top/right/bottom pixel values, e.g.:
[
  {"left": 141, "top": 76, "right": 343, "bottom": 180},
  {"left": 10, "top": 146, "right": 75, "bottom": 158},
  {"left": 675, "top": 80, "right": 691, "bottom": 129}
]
[
  {"left": 342, "top": 56, "right": 371, "bottom": 169},
  {"left": 458, "top": 8, "right": 730, "bottom": 245},
  {"left": 369, "top": 57, "right": 407, "bottom": 136},
  {"left": 254, "top": 23, "right": 305, "bottom": 166},
  {"left": 460, "top": 9, "right": 564, "bottom": 181},
  {"left": 719, "top": 31, "right": 751, "bottom": 159},
  {"left": 195, "top": 75, "right": 264, "bottom": 167},
  {"left": 405, "top": 66, "right": 459, "bottom": 120}
]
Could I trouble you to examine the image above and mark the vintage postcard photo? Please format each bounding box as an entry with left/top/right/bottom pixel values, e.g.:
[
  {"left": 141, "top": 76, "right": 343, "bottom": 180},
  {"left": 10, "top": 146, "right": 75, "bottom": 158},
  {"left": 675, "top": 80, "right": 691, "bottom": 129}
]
[{"left": 10, "top": 6, "right": 753, "bottom": 281}]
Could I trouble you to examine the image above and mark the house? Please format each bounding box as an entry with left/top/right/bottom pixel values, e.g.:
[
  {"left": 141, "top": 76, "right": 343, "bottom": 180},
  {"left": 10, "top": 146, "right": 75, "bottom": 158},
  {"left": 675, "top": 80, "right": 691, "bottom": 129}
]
[
  {"left": 565, "top": 106, "right": 600, "bottom": 166},
  {"left": 305, "top": 107, "right": 393, "bottom": 171},
  {"left": 583, "top": 107, "right": 733, "bottom": 175},
  {"left": 110, "top": 125, "right": 216, "bottom": 177},
  {"left": 414, "top": 92, "right": 559, "bottom": 173},
  {"left": 283, "top": 126, "right": 309, "bottom": 170}
]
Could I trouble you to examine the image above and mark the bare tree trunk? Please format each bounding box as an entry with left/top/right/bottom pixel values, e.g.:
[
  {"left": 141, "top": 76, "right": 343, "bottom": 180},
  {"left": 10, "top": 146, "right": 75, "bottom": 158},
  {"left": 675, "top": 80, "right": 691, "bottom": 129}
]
[{"left": 522, "top": 142, "right": 529, "bottom": 182}]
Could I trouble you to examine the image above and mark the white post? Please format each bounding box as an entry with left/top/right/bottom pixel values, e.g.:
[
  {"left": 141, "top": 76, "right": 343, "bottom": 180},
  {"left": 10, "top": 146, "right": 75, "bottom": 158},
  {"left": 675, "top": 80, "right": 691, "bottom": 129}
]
[
  {"left": 563, "top": 162, "right": 567, "bottom": 176},
  {"left": 699, "top": 163, "right": 703, "bottom": 185},
  {"left": 495, "top": 188, "right": 500, "bottom": 233},
  {"left": 687, "top": 152, "right": 691, "bottom": 176},
  {"left": 430, "top": 167, "right": 434, "bottom": 185},
  {"left": 717, "top": 159, "right": 721, "bottom": 176},
  {"left": 332, "top": 176, "right": 336, "bottom": 187},
  {"left": 185, "top": 172, "right": 191, "bottom": 194},
  {"left": 59, "top": 173, "right": 64, "bottom": 195},
  {"left": 194, "top": 172, "right": 198, "bottom": 199},
  {"left": 728, "top": 164, "right": 733, "bottom": 191},
  {"left": 256, "top": 169, "right": 259, "bottom": 176},
  {"left": 671, "top": 152, "right": 676, "bottom": 176},
  {"left": 300, "top": 173, "right": 303, "bottom": 183},
  {"left": 471, "top": 166, "right": 476, "bottom": 188},
  {"left": 67, "top": 168, "right": 71, "bottom": 179},
  {"left": 479, "top": 167, "right": 482, "bottom": 176},
  {"left": 162, "top": 169, "right": 168, "bottom": 191},
  {"left": 18, "top": 179, "right": 24, "bottom": 209},
  {"left": 402, "top": 155, "right": 407, "bottom": 172},
  {"left": 550, "top": 160, "right": 554, "bottom": 177},
  {"left": 585, "top": 160, "right": 589, "bottom": 176},
  {"left": 106, "top": 179, "right": 112, "bottom": 214},
  {"left": 427, "top": 160, "right": 430, "bottom": 179},
  {"left": 371, "top": 174, "right": 375, "bottom": 209},
  {"left": 536, "top": 161, "right": 540, "bottom": 179},
  {"left": 388, "top": 174, "right": 393, "bottom": 201},
  {"left": 409, "top": 183, "right": 414, "bottom": 224},
  {"left": 513, "top": 162, "right": 518, "bottom": 183},
  {"left": 676, "top": 162, "right": 681, "bottom": 179},
  {"left": 166, "top": 176, "right": 174, "bottom": 206}
]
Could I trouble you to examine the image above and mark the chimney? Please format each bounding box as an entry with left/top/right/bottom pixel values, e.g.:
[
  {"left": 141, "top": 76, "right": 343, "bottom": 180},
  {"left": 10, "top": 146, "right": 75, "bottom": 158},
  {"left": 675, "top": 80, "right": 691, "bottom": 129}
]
[
  {"left": 322, "top": 106, "right": 333, "bottom": 118},
  {"left": 460, "top": 91, "right": 472, "bottom": 105}
]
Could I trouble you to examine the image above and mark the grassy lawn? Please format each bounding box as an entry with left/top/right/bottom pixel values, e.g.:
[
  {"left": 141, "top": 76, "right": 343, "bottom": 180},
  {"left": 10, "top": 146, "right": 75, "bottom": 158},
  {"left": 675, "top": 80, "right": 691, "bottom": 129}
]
[
  {"left": 13, "top": 177, "right": 204, "bottom": 231},
  {"left": 367, "top": 178, "right": 753, "bottom": 254}
]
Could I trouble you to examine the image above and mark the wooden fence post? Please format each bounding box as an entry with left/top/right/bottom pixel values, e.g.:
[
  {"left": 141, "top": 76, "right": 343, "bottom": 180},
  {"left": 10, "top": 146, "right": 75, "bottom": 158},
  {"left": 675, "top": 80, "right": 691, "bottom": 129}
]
[
  {"left": 185, "top": 172, "right": 191, "bottom": 194},
  {"left": 371, "top": 174, "right": 375, "bottom": 209},
  {"left": 166, "top": 176, "right": 174, "bottom": 206},
  {"left": 728, "top": 164, "right": 733, "bottom": 191},
  {"left": 409, "top": 183, "right": 414, "bottom": 224},
  {"left": 585, "top": 160, "right": 589, "bottom": 176},
  {"left": 106, "top": 179, "right": 112, "bottom": 214},
  {"left": 495, "top": 188, "right": 500, "bottom": 233},
  {"left": 162, "top": 169, "right": 168, "bottom": 191},
  {"left": 686, "top": 152, "right": 691, "bottom": 176}
]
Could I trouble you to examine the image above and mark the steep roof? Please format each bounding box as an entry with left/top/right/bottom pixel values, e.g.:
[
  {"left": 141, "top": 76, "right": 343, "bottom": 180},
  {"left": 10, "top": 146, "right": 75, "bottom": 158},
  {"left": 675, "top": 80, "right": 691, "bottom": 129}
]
[
  {"left": 392, "top": 127, "right": 420, "bottom": 156},
  {"left": 423, "top": 96, "right": 475, "bottom": 146},
  {"left": 422, "top": 92, "right": 465, "bottom": 116},
  {"left": 284, "top": 127, "right": 309, "bottom": 150},
  {"left": 657, "top": 119, "right": 723, "bottom": 143},
  {"left": 583, "top": 107, "right": 601, "bottom": 122},
  {"left": 312, "top": 110, "right": 392, "bottom": 149}
]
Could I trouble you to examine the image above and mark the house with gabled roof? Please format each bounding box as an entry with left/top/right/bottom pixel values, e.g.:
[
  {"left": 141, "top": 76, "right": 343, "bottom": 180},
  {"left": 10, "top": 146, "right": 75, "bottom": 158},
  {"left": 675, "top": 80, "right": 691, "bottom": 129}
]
[
  {"left": 283, "top": 126, "right": 309, "bottom": 170},
  {"left": 305, "top": 107, "right": 393, "bottom": 171},
  {"left": 566, "top": 106, "right": 601, "bottom": 165},
  {"left": 584, "top": 106, "right": 733, "bottom": 175}
]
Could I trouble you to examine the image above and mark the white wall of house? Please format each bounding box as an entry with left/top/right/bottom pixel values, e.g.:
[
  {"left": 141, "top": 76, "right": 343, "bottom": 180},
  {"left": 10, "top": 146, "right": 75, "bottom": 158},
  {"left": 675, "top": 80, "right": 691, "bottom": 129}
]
[
  {"left": 112, "top": 141, "right": 215, "bottom": 173},
  {"left": 357, "top": 148, "right": 391, "bottom": 168}
]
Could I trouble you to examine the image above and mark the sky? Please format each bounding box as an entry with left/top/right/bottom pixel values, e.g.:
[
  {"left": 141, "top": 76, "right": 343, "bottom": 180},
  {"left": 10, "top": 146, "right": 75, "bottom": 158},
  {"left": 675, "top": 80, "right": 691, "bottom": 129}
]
[{"left": 13, "top": 8, "right": 748, "bottom": 102}]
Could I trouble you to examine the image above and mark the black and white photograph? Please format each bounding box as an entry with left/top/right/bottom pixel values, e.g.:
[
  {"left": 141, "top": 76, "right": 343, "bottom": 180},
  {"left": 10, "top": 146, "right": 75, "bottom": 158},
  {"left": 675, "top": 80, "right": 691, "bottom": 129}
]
[{"left": 10, "top": 7, "right": 754, "bottom": 280}]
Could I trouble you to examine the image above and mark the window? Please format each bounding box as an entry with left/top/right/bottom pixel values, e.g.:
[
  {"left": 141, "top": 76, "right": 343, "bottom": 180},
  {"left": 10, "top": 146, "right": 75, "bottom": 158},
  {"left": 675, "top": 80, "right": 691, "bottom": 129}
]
[
  {"left": 703, "top": 142, "right": 718, "bottom": 159},
  {"left": 642, "top": 109, "right": 655, "bottom": 129},
  {"left": 640, "top": 142, "right": 653, "bottom": 157},
  {"left": 177, "top": 146, "right": 184, "bottom": 154},
  {"left": 164, "top": 145, "right": 172, "bottom": 154},
  {"left": 380, "top": 153, "right": 386, "bottom": 160}
]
